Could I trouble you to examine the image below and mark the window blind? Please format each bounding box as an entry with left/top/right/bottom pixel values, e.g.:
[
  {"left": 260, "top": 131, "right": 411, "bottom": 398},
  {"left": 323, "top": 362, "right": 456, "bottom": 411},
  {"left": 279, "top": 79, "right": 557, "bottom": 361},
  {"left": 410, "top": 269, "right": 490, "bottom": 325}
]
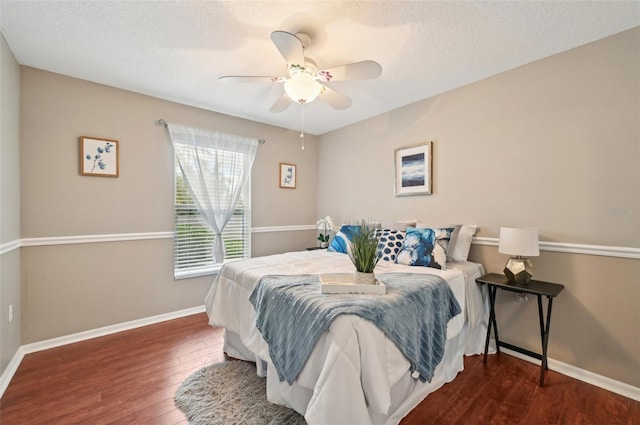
[{"left": 174, "top": 158, "right": 251, "bottom": 279}]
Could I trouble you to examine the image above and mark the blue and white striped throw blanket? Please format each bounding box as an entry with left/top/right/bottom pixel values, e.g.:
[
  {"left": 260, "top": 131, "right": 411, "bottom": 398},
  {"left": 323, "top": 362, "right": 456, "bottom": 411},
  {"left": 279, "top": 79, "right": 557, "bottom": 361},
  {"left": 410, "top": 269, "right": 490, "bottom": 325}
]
[{"left": 249, "top": 273, "right": 461, "bottom": 385}]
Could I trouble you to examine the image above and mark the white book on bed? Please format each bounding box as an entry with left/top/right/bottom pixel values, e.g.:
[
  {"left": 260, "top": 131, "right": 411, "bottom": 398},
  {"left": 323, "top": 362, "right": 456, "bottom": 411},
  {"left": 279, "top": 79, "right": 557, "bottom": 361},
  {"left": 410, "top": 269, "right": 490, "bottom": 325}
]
[{"left": 320, "top": 273, "right": 387, "bottom": 295}]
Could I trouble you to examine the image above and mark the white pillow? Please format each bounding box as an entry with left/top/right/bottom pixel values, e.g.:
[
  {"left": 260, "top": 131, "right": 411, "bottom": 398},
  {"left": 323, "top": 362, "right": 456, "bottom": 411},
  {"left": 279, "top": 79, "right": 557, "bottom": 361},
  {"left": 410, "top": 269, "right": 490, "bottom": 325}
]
[
  {"left": 381, "top": 220, "right": 417, "bottom": 231},
  {"left": 450, "top": 225, "right": 477, "bottom": 262}
]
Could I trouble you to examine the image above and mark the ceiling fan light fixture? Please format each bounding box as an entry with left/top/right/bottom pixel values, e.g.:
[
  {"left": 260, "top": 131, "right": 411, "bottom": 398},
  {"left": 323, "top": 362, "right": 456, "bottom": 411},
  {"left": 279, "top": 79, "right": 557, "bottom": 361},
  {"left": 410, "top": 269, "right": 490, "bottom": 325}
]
[{"left": 284, "top": 74, "right": 323, "bottom": 104}]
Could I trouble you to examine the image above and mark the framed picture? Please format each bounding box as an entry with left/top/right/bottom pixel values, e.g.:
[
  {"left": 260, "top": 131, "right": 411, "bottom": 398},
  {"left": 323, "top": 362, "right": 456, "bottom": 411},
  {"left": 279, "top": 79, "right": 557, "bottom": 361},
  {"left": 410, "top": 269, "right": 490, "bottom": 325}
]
[
  {"left": 394, "top": 141, "right": 433, "bottom": 196},
  {"left": 279, "top": 163, "right": 296, "bottom": 189},
  {"left": 80, "top": 136, "right": 119, "bottom": 177}
]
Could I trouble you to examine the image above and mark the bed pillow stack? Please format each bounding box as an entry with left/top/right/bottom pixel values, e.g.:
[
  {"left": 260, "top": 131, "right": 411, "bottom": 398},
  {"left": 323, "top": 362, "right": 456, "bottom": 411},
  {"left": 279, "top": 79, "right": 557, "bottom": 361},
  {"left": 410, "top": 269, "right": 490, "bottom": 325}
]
[{"left": 327, "top": 222, "right": 477, "bottom": 269}]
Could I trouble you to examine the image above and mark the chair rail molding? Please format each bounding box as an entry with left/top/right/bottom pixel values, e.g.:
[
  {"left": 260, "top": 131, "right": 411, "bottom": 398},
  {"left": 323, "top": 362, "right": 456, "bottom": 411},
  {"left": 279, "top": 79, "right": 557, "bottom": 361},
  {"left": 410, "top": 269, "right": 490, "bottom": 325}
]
[
  {"left": 0, "top": 239, "right": 21, "bottom": 255},
  {"left": 3, "top": 231, "right": 637, "bottom": 260},
  {"left": 472, "top": 237, "right": 639, "bottom": 260}
]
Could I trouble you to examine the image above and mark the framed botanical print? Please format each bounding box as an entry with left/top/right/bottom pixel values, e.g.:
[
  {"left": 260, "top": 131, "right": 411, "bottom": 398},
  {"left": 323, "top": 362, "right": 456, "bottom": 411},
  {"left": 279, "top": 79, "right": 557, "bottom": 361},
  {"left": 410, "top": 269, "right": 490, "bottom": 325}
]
[
  {"left": 279, "top": 163, "right": 296, "bottom": 189},
  {"left": 80, "top": 136, "right": 119, "bottom": 177}
]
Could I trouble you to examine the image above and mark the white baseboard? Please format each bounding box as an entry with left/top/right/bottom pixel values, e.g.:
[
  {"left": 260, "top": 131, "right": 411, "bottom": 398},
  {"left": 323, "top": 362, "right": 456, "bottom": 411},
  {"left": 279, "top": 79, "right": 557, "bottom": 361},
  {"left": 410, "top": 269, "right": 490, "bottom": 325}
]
[
  {"left": 500, "top": 347, "right": 640, "bottom": 402},
  {"left": 0, "top": 305, "right": 205, "bottom": 399},
  {"left": 2, "top": 307, "right": 638, "bottom": 403},
  {"left": 0, "top": 345, "right": 26, "bottom": 400}
]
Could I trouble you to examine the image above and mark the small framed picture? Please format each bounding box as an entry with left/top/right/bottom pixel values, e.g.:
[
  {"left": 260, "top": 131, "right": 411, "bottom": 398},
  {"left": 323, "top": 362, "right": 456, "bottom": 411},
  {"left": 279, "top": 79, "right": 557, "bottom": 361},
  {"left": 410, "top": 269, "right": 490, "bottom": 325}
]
[
  {"left": 394, "top": 142, "right": 432, "bottom": 196},
  {"left": 80, "top": 136, "right": 119, "bottom": 177},
  {"left": 279, "top": 163, "right": 296, "bottom": 189}
]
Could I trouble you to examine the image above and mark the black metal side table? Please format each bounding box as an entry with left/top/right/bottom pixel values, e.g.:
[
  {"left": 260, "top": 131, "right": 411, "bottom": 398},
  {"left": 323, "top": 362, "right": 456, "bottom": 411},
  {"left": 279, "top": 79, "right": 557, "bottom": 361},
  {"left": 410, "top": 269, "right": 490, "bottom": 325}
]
[{"left": 476, "top": 273, "right": 564, "bottom": 386}]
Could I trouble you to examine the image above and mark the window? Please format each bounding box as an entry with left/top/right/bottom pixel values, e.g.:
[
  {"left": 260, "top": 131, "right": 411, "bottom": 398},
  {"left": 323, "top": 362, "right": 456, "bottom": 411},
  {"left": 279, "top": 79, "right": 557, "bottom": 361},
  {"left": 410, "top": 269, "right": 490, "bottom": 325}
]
[{"left": 173, "top": 158, "right": 251, "bottom": 279}]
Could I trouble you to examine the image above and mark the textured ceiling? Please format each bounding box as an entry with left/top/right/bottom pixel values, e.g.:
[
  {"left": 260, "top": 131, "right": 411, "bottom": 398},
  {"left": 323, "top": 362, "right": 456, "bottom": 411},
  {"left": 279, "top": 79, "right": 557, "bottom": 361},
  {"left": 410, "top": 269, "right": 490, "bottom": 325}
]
[{"left": 1, "top": 1, "right": 639, "bottom": 135}]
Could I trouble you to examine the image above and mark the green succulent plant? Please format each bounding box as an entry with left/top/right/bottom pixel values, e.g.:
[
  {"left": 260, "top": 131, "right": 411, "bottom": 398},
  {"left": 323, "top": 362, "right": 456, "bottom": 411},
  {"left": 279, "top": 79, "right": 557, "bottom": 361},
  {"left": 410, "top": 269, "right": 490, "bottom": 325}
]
[{"left": 347, "top": 220, "right": 382, "bottom": 273}]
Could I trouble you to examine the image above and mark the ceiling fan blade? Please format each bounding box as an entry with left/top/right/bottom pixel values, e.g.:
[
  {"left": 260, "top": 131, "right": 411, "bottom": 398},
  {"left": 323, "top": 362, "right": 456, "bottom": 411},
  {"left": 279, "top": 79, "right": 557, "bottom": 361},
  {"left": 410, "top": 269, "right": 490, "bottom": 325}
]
[
  {"left": 269, "top": 92, "right": 291, "bottom": 113},
  {"left": 271, "top": 31, "right": 305, "bottom": 67},
  {"left": 319, "top": 85, "right": 352, "bottom": 110},
  {"left": 318, "top": 60, "right": 382, "bottom": 82},
  {"left": 219, "top": 75, "right": 284, "bottom": 83}
]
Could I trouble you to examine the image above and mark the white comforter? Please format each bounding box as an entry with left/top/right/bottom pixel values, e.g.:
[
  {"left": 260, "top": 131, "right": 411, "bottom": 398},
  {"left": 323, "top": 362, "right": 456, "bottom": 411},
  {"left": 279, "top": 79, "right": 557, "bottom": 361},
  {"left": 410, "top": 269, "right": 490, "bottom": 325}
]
[{"left": 204, "top": 250, "right": 487, "bottom": 425}]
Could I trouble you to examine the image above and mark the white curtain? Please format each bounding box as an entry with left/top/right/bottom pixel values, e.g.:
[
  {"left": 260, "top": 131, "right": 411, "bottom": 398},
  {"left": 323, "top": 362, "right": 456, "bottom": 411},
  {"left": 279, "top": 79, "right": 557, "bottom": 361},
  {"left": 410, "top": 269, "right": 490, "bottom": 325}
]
[{"left": 167, "top": 123, "right": 259, "bottom": 264}]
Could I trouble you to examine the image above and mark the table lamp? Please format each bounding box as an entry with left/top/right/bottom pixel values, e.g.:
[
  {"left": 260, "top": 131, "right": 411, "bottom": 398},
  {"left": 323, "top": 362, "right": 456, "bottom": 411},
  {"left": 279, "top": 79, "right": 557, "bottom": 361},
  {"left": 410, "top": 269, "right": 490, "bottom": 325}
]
[{"left": 498, "top": 227, "right": 540, "bottom": 284}]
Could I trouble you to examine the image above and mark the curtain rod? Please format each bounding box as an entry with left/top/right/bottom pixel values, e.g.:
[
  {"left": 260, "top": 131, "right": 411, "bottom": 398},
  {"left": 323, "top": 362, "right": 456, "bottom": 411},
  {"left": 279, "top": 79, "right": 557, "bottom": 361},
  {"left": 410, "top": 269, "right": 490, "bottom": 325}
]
[{"left": 156, "top": 119, "right": 265, "bottom": 144}]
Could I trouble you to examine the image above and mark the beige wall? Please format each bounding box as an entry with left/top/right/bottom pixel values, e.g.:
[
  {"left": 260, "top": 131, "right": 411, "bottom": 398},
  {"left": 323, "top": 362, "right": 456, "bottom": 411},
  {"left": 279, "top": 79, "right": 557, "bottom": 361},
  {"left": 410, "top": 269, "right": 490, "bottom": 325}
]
[
  {"left": 20, "top": 68, "right": 319, "bottom": 237},
  {"left": 0, "top": 34, "right": 22, "bottom": 375},
  {"left": 19, "top": 68, "right": 318, "bottom": 343},
  {"left": 0, "top": 35, "right": 21, "bottom": 244},
  {"left": 318, "top": 28, "right": 640, "bottom": 386},
  {"left": 318, "top": 29, "right": 639, "bottom": 248}
]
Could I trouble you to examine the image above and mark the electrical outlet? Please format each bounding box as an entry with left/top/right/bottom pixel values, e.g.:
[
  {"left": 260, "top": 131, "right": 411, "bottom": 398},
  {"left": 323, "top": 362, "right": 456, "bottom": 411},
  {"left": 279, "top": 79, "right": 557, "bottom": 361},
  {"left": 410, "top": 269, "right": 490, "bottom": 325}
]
[{"left": 9, "top": 304, "right": 13, "bottom": 323}]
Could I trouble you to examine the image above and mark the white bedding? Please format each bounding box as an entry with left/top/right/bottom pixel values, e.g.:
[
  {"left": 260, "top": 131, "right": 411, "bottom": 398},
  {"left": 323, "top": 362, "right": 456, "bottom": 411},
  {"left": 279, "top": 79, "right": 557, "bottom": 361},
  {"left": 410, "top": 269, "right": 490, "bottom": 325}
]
[{"left": 204, "top": 250, "right": 488, "bottom": 425}]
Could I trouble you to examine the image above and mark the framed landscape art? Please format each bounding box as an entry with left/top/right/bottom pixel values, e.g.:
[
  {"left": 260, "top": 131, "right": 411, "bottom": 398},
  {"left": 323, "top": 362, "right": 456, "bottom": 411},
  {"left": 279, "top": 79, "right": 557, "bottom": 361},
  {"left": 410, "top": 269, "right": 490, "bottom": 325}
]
[{"left": 394, "top": 142, "right": 432, "bottom": 196}]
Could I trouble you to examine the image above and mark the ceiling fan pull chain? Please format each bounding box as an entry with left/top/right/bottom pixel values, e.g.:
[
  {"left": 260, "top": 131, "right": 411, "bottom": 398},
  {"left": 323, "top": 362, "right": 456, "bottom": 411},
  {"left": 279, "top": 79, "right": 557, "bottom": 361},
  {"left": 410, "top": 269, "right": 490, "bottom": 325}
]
[{"left": 300, "top": 105, "right": 305, "bottom": 150}]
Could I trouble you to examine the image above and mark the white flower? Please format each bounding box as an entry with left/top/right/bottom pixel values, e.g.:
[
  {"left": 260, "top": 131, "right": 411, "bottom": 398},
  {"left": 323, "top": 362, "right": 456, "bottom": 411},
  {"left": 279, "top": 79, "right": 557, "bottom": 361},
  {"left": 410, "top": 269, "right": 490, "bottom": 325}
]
[
  {"left": 316, "top": 216, "right": 337, "bottom": 232},
  {"left": 317, "top": 216, "right": 337, "bottom": 244}
]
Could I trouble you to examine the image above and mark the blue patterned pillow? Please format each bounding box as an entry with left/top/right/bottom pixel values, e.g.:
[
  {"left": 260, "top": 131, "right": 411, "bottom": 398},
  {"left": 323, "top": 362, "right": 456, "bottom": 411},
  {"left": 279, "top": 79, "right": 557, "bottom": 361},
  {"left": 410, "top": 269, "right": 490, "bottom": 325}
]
[
  {"left": 396, "top": 227, "right": 455, "bottom": 269},
  {"left": 375, "top": 229, "right": 405, "bottom": 262},
  {"left": 327, "top": 225, "right": 361, "bottom": 254}
]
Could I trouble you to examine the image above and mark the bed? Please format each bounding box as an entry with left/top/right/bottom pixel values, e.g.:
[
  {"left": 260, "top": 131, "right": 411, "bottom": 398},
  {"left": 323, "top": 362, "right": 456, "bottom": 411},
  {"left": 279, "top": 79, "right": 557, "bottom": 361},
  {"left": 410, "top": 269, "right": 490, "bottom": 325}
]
[{"left": 204, "top": 236, "right": 489, "bottom": 425}]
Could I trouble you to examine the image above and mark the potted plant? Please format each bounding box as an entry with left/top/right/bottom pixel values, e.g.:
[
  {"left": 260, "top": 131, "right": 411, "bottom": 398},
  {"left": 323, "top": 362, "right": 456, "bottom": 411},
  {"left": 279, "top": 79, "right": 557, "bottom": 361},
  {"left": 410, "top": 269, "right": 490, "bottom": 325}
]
[
  {"left": 316, "top": 216, "right": 336, "bottom": 248},
  {"left": 348, "top": 220, "right": 382, "bottom": 285}
]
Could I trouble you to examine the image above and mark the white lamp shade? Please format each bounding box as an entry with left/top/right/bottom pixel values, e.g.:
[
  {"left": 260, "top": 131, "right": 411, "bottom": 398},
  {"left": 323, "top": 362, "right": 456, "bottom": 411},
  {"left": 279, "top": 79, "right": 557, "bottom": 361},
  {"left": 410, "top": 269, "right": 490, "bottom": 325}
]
[
  {"left": 498, "top": 227, "right": 540, "bottom": 257},
  {"left": 284, "top": 74, "right": 323, "bottom": 104}
]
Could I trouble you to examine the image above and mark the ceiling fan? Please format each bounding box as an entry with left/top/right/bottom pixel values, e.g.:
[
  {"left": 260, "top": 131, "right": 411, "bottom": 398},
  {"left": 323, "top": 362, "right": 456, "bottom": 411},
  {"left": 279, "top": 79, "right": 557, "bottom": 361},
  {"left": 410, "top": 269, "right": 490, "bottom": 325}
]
[{"left": 219, "top": 31, "right": 383, "bottom": 113}]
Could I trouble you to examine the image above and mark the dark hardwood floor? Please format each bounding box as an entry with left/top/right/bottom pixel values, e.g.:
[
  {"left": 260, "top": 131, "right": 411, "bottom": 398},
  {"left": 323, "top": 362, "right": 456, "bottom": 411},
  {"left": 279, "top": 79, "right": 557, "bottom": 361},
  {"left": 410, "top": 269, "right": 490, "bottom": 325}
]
[{"left": 1, "top": 313, "right": 637, "bottom": 424}]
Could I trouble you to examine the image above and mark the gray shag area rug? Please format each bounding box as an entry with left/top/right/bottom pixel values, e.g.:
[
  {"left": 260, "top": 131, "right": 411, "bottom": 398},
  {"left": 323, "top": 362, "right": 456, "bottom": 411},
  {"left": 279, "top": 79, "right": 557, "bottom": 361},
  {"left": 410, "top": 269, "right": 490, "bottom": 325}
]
[{"left": 175, "top": 361, "right": 307, "bottom": 425}]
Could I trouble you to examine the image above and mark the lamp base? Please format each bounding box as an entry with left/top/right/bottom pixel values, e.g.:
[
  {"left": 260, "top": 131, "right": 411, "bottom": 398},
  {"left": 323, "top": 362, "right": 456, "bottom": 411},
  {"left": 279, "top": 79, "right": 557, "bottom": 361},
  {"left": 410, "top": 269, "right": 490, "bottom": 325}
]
[{"left": 504, "top": 257, "right": 535, "bottom": 284}]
